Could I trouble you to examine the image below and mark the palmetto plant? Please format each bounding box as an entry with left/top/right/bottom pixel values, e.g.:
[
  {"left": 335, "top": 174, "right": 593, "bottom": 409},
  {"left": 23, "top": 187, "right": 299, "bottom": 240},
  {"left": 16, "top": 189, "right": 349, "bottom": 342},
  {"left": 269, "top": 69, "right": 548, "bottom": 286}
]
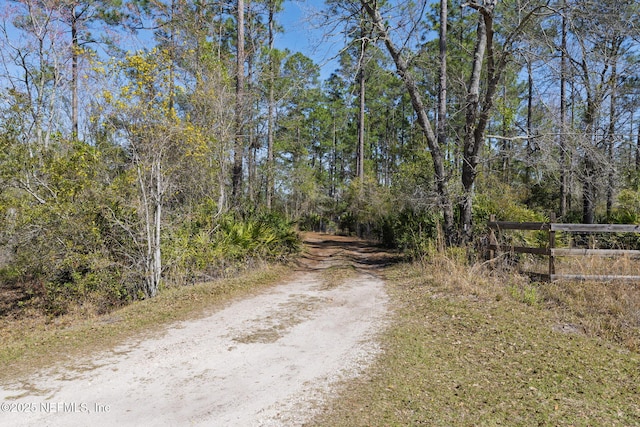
[{"left": 217, "top": 215, "right": 299, "bottom": 259}]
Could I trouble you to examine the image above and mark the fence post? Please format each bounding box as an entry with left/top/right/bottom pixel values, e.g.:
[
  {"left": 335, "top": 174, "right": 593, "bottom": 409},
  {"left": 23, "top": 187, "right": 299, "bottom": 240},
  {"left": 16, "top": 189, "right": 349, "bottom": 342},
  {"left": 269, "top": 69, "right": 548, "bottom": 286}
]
[{"left": 548, "top": 212, "right": 556, "bottom": 279}]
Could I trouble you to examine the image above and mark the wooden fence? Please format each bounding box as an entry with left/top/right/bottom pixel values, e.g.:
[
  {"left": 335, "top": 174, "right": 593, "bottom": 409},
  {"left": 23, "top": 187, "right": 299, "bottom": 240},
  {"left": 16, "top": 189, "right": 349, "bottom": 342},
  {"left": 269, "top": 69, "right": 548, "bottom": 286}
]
[{"left": 487, "top": 214, "right": 640, "bottom": 282}]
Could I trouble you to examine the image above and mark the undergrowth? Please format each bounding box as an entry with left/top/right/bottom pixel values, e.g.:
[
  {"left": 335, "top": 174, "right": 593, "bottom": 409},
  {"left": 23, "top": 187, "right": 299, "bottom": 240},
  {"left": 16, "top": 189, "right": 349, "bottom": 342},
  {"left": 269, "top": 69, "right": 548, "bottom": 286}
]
[{"left": 0, "top": 211, "right": 300, "bottom": 319}]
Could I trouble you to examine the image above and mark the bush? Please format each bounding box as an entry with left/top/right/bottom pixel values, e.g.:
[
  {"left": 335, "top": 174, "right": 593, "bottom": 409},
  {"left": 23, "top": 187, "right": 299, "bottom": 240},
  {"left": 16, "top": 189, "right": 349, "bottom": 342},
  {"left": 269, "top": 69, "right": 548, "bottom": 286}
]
[
  {"left": 163, "top": 207, "right": 300, "bottom": 286},
  {"left": 217, "top": 213, "right": 300, "bottom": 259},
  {"left": 611, "top": 189, "right": 640, "bottom": 224},
  {"left": 474, "top": 185, "right": 548, "bottom": 251},
  {"left": 378, "top": 208, "right": 441, "bottom": 257},
  {"left": 0, "top": 142, "right": 141, "bottom": 316}
]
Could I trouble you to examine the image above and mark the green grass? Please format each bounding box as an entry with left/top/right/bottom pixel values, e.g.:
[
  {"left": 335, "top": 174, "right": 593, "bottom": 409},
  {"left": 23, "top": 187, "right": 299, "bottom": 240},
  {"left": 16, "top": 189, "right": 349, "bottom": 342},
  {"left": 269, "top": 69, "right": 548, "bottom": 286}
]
[
  {"left": 311, "top": 261, "right": 640, "bottom": 426},
  {"left": 0, "top": 263, "right": 292, "bottom": 383}
]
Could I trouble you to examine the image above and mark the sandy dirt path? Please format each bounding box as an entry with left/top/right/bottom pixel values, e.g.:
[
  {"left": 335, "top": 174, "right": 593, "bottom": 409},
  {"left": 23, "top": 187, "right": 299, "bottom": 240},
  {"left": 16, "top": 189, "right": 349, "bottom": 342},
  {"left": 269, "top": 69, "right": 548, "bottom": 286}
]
[{"left": 0, "top": 234, "right": 391, "bottom": 426}]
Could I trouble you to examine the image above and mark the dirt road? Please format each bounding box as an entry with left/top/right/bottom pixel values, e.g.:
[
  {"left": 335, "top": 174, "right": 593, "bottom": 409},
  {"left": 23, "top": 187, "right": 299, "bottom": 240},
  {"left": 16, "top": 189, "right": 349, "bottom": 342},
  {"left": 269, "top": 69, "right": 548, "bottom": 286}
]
[{"left": 0, "top": 234, "right": 391, "bottom": 426}]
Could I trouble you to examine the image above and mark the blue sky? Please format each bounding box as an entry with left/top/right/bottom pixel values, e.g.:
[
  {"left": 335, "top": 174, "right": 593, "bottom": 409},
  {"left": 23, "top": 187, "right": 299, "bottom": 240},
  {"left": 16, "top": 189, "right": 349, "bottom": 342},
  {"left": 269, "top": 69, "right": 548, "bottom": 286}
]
[{"left": 276, "top": 0, "right": 341, "bottom": 80}]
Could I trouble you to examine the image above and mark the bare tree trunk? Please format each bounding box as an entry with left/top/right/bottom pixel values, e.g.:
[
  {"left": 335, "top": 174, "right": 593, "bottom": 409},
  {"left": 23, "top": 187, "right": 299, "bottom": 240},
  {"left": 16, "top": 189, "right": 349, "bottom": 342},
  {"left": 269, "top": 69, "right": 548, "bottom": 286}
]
[
  {"left": 232, "top": 0, "right": 245, "bottom": 204},
  {"left": 71, "top": 5, "right": 79, "bottom": 138},
  {"left": 266, "top": 0, "right": 275, "bottom": 210},
  {"left": 357, "top": 44, "right": 366, "bottom": 187},
  {"left": 579, "top": 43, "right": 602, "bottom": 224},
  {"left": 153, "top": 160, "right": 162, "bottom": 297},
  {"left": 168, "top": 0, "right": 176, "bottom": 110},
  {"left": 580, "top": 64, "right": 597, "bottom": 225},
  {"left": 437, "top": 0, "right": 448, "bottom": 166},
  {"left": 356, "top": 10, "right": 368, "bottom": 190},
  {"left": 136, "top": 154, "right": 162, "bottom": 298},
  {"left": 559, "top": 3, "right": 568, "bottom": 218},
  {"left": 459, "top": 0, "right": 525, "bottom": 243},
  {"left": 137, "top": 160, "right": 152, "bottom": 295},
  {"left": 246, "top": 50, "right": 256, "bottom": 203},
  {"left": 460, "top": 4, "right": 491, "bottom": 244},
  {"left": 331, "top": 118, "right": 337, "bottom": 200},
  {"left": 524, "top": 59, "right": 533, "bottom": 183},
  {"left": 460, "top": 54, "right": 484, "bottom": 240},
  {"left": 246, "top": 0, "right": 260, "bottom": 206},
  {"left": 606, "top": 52, "right": 618, "bottom": 218}
]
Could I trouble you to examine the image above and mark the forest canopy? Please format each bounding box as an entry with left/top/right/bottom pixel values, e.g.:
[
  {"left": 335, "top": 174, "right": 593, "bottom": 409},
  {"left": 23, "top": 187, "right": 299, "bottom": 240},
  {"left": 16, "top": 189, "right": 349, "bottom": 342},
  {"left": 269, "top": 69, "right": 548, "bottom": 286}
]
[{"left": 0, "top": 0, "right": 638, "bottom": 312}]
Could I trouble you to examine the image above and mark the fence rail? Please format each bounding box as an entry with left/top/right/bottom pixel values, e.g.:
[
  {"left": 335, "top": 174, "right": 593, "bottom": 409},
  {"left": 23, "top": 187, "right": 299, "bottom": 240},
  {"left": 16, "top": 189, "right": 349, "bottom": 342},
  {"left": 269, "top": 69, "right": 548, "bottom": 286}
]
[{"left": 486, "top": 214, "right": 640, "bottom": 282}]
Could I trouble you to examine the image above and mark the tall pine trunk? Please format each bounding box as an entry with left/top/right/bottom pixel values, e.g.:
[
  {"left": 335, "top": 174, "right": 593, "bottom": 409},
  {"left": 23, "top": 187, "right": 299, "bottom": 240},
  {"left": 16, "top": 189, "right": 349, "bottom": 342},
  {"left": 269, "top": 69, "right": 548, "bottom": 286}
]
[
  {"left": 71, "top": 6, "right": 79, "bottom": 138},
  {"left": 357, "top": 39, "right": 366, "bottom": 188},
  {"left": 232, "top": 0, "right": 245, "bottom": 204},
  {"left": 266, "top": 1, "right": 276, "bottom": 210},
  {"left": 606, "top": 49, "right": 618, "bottom": 218},
  {"left": 437, "top": 0, "right": 448, "bottom": 177},
  {"left": 559, "top": 3, "right": 568, "bottom": 219}
]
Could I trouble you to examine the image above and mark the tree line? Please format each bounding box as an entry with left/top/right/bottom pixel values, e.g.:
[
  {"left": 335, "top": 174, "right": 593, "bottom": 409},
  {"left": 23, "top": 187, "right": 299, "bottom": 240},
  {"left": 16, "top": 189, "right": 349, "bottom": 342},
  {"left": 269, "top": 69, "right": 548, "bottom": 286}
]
[{"left": 0, "top": 0, "right": 638, "bottom": 312}]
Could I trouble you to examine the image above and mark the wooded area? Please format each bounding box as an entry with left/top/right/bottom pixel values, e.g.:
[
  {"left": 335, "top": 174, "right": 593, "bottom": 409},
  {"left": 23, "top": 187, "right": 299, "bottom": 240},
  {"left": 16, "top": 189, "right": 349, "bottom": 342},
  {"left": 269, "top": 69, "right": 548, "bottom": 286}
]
[{"left": 0, "top": 0, "right": 638, "bottom": 313}]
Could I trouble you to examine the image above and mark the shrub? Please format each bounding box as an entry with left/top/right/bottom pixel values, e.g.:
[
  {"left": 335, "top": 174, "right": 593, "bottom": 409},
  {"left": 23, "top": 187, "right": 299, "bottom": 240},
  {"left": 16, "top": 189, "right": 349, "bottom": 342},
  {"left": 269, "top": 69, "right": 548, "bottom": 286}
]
[
  {"left": 377, "top": 208, "right": 440, "bottom": 258},
  {"left": 611, "top": 189, "right": 640, "bottom": 224},
  {"left": 163, "top": 207, "right": 300, "bottom": 286}
]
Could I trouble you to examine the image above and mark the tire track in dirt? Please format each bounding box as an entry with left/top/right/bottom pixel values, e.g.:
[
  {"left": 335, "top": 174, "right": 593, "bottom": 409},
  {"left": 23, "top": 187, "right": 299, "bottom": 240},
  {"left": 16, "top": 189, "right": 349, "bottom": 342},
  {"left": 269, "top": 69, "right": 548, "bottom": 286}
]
[{"left": 0, "top": 233, "right": 392, "bottom": 426}]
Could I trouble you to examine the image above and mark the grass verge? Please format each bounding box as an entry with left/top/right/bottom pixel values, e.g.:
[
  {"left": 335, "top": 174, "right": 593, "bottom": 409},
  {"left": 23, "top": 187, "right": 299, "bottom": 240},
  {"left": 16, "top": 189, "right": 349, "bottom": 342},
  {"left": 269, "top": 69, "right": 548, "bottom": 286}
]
[
  {"left": 0, "top": 263, "right": 292, "bottom": 384},
  {"left": 311, "top": 256, "right": 640, "bottom": 426}
]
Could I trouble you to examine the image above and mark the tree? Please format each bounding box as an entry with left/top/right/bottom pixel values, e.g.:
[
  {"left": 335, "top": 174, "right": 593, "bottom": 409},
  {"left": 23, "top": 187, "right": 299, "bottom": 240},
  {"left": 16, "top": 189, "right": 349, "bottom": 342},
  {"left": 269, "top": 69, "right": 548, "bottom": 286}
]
[
  {"left": 437, "top": 0, "right": 447, "bottom": 164},
  {"left": 101, "top": 49, "right": 206, "bottom": 297},
  {"left": 559, "top": 0, "right": 569, "bottom": 218},
  {"left": 458, "top": 0, "right": 551, "bottom": 242},
  {"left": 1, "top": 0, "right": 67, "bottom": 149},
  {"left": 360, "top": 0, "right": 455, "bottom": 243},
  {"left": 3, "top": 0, "right": 125, "bottom": 140},
  {"left": 563, "top": 0, "right": 637, "bottom": 223},
  {"left": 232, "top": 0, "right": 246, "bottom": 204},
  {"left": 275, "top": 52, "right": 324, "bottom": 217},
  {"left": 265, "top": 0, "right": 284, "bottom": 210},
  {"left": 355, "top": 7, "right": 371, "bottom": 188},
  {"left": 61, "top": 0, "right": 123, "bottom": 138}
]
